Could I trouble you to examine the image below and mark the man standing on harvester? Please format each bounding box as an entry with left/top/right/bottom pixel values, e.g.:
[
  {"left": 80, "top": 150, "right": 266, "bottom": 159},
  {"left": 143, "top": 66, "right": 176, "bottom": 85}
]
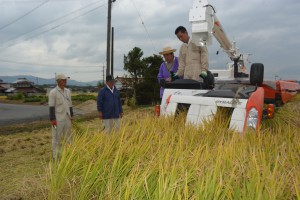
[{"left": 174, "top": 26, "right": 209, "bottom": 81}]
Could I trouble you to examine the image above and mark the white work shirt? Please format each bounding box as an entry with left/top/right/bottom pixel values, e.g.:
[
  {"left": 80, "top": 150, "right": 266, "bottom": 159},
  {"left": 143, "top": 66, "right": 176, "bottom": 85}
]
[
  {"left": 106, "top": 85, "right": 115, "bottom": 93},
  {"left": 183, "top": 38, "right": 191, "bottom": 47},
  {"left": 48, "top": 86, "right": 72, "bottom": 121}
]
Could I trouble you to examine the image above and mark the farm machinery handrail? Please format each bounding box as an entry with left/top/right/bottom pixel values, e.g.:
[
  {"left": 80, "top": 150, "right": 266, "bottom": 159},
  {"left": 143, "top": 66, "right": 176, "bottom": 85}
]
[{"left": 159, "top": 0, "right": 300, "bottom": 134}]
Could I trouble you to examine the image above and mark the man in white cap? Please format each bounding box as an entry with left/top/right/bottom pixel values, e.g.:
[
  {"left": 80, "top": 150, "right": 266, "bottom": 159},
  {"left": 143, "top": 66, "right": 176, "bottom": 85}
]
[
  {"left": 48, "top": 73, "right": 73, "bottom": 160},
  {"left": 157, "top": 46, "right": 180, "bottom": 99}
]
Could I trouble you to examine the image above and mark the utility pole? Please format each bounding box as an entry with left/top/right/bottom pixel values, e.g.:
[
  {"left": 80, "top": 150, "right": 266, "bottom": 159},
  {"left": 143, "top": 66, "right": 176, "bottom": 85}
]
[
  {"left": 103, "top": 64, "right": 105, "bottom": 85},
  {"left": 106, "top": 0, "right": 116, "bottom": 76},
  {"left": 111, "top": 26, "right": 114, "bottom": 77}
]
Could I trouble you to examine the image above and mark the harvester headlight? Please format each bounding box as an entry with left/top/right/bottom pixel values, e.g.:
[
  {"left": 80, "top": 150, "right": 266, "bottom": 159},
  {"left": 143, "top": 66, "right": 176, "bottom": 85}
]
[{"left": 247, "top": 107, "right": 258, "bottom": 129}]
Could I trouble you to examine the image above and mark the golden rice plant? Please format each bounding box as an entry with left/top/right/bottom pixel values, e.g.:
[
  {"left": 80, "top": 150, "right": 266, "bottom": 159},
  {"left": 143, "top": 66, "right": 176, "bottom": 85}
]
[{"left": 45, "top": 95, "right": 300, "bottom": 199}]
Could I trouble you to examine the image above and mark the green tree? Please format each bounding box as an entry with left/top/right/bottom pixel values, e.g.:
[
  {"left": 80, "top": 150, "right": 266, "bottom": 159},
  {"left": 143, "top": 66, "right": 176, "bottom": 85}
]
[
  {"left": 140, "top": 54, "right": 163, "bottom": 104},
  {"left": 123, "top": 47, "right": 163, "bottom": 105},
  {"left": 143, "top": 54, "right": 163, "bottom": 80},
  {"left": 123, "top": 47, "right": 146, "bottom": 88},
  {"left": 97, "top": 81, "right": 104, "bottom": 88}
]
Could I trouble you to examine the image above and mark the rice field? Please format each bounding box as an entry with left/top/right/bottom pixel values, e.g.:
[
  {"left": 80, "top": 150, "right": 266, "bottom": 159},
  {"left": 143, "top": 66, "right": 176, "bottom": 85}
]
[{"left": 45, "top": 95, "right": 300, "bottom": 200}]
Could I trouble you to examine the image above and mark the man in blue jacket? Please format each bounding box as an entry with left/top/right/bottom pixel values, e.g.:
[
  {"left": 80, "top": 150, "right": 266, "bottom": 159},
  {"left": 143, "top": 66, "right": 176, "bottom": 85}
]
[{"left": 97, "top": 75, "right": 123, "bottom": 133}]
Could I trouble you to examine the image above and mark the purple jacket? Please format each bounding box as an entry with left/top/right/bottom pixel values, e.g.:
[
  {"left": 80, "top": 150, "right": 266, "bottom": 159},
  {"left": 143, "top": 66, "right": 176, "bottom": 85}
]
[{"left": 157, "top": 56, "right": 179, "bottom": 98}]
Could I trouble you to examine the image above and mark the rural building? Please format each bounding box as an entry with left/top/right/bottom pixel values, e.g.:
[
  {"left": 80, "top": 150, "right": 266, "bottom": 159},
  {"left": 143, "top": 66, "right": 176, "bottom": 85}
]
[
  {"left": 0, "top": 81, "right": 11, "bottom": 95},
  {"left": 114, "top": 76, "right": 143, "bottom": 103},
  {"left": 5, "top": 78, "right": 45, "bottom": 95},
  {"left": 115, "top": 76, "right": 143, "bottom": 90},
  {"left": 0, "top": 85, "right": 6, "bottom": 94}
]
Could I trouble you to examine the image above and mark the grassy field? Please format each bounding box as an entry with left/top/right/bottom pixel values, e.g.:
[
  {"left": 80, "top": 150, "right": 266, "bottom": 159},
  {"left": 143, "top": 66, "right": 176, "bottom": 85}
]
[
  {"left": 0, "top": 96, "right": 300, "bottom": 199},
  {"left": 0, "top": 128, "right": 51, "bottom": 199}
]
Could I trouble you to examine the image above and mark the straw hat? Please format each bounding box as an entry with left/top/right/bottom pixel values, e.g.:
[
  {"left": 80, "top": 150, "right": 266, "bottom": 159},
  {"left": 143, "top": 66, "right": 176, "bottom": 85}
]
[{"left": 159, "top": 46, "right": 176, "bottom": 55}]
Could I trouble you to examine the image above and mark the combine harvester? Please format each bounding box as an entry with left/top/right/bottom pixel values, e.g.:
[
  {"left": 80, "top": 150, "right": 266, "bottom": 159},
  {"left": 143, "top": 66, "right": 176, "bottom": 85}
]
[{"left": 159, "top": 0, "right": 300, "bottom": 134}]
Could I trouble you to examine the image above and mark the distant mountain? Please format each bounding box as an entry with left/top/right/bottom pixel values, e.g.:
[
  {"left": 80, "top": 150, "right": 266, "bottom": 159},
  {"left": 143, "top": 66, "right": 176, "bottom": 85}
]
[{"left": 0, "top": 75, "right": 100, "bottom": 86}]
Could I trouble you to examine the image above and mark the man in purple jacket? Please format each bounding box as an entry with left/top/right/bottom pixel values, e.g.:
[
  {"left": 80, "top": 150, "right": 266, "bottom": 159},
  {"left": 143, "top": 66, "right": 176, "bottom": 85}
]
[
  {"left": 97, "top": 75, "right": 123, "bottom": 133},
  {"left": 157, "top": 46, "right": 179, "bottom": 99}
]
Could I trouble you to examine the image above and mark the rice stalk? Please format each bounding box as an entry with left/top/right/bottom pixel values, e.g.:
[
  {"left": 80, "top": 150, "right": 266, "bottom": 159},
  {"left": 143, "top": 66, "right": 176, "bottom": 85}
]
[{"left": 44, "top": 95, "right": 300, "bottom": 199}]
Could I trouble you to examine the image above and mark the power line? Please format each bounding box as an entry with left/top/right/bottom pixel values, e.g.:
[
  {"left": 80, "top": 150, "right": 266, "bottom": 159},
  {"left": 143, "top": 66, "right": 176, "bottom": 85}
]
[
  {"left": 0, "top": 58, "right": 101, "bottom": 68},
  {"left": 0, "top": 0, "right": 50, "bottom": 32},
  {"left": 130, "top": 0, "right": 157, "bottom": 52},
  {"left": 1, "top": 0, "right": 92, "bottom": 3},
  {"left": 0, "top": 2, "right": 107, "bottom": 49},
  {"left": 0, "top": 0, "right": 105, "bottom": 46}
]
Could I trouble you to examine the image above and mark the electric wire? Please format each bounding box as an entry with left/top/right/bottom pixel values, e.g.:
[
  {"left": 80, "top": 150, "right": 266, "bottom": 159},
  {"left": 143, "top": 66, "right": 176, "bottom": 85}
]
[
  {"left": 130, "top": 0, "right": 157, "bottom": 53},
  {"left": 0, "top": 58, "right": 101, "bottom": 68},
  {"left": 0, "top": 2, "right": 107, "bottom": 49},
  {"left": 1, "top": 0, "right": 90, "bottom": 3},
  {"left": 0, "top": 0, "right": 50, "bottom": 31},
  {"left": 0, "top": 0, "right": 105, "bottom": 46}
]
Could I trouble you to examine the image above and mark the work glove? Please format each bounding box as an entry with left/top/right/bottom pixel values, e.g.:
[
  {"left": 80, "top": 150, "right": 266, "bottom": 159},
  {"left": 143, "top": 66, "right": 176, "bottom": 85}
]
[
  {"left": 199, "top": 71, "right": 207, "bottom": 79},
  {"left": 51, "top": 120, "right": 57, "bottom": 128},
  {"left": 171, "top": 73, "right": 179, "bottom": 81}
]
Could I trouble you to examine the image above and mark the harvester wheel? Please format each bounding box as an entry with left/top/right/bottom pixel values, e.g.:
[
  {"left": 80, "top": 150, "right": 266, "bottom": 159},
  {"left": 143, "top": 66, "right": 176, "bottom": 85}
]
[{"left": 250, "top": 63, "right": 264, "bottom": 86}]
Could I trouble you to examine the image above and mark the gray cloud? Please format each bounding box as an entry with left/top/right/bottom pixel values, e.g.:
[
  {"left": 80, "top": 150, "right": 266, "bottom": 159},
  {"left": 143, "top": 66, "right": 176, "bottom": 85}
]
[{"left": 0, "top": 0, "right": 299, "bottom": 82}]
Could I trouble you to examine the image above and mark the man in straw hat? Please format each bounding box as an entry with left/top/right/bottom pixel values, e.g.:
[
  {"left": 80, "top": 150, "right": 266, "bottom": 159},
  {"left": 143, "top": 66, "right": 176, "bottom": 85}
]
[
  {"left": 174, "top": 26, "right": 209, "bottom": 82},
  {"left": 157, "top": 46, "right": 180, "bottom": 99}
]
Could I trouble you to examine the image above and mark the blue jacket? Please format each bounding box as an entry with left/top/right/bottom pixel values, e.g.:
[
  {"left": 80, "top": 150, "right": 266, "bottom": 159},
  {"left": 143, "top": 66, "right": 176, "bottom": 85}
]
[{"left": 97, "top": 86, "right": 123, "bottom": 119}]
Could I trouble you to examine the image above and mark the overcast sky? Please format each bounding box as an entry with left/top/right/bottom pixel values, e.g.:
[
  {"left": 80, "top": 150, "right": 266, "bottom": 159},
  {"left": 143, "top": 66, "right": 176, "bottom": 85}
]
[{"left": 0, "top": 0, "right": 299, "bottom": 82}]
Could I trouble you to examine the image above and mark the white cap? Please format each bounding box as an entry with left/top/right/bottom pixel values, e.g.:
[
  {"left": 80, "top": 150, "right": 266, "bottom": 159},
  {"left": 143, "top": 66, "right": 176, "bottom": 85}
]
[{"left": 55, "top": 73, "right": 69, "bottom": 80}]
